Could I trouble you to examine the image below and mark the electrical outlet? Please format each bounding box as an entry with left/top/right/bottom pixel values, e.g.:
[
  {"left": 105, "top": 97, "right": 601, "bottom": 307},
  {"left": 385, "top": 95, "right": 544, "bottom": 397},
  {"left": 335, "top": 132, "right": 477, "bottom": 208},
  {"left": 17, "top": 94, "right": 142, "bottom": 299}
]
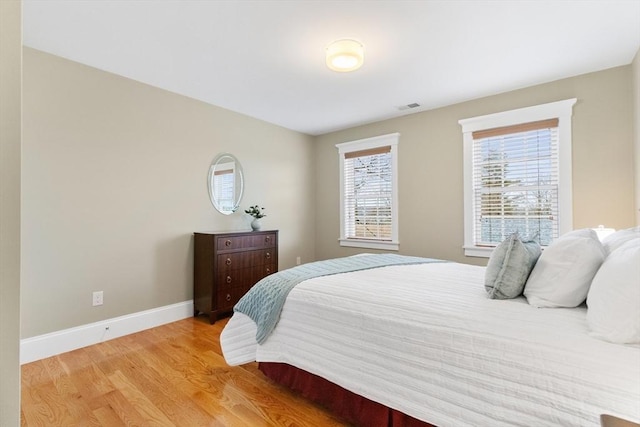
[
  {"left": 296, "top": 256, "right": 301, "bottom": 265},
  {"left": 92, "top": 291, "right": 103, "bottom": 306}
]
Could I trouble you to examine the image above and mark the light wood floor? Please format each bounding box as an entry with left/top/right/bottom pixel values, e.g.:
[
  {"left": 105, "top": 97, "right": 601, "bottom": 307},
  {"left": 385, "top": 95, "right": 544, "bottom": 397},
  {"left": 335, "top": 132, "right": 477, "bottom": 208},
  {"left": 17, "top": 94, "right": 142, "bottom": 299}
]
[{"left": 20, "top": 316, "right": 349, "bottom": 426}]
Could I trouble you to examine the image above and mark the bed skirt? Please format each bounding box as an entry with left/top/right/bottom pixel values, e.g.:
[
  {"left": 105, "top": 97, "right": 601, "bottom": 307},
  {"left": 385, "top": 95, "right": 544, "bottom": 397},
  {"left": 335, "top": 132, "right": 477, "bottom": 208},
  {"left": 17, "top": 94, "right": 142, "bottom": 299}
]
[{"left": 258, "top": 362, "right": 434, "bottom": 427}]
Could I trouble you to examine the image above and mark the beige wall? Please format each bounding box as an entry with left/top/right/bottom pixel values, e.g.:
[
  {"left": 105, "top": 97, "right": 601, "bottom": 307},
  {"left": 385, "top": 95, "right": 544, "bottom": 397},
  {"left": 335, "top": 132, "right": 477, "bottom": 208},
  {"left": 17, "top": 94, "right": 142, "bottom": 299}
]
[
  {"left": 0, "top": 1, "right": 22, "bottom": 425},
  {"left": 22, "top": 48, "right": 316, "bottom": 338},
  {"left": 633, "top": 48, "right": 640, "bottom": 225},
  {"left": 20, "top": 45, "right": 639, "bottom": 341},
  {"left": 314, "top": 66, "right": 635, "bottom": 266}
]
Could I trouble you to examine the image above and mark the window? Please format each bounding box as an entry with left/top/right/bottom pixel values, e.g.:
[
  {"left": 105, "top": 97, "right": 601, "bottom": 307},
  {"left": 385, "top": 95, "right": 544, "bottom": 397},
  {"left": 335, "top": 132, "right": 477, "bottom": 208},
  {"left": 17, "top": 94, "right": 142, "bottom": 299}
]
[
  {"left": 336, "top": 133, "right": 399, "bottom": 250},
  {"left": 459, "top": 99, "right": 576, "bottom": 257},
  {"left": 212, "top": 163, "right": 235, "bottom": 213}
]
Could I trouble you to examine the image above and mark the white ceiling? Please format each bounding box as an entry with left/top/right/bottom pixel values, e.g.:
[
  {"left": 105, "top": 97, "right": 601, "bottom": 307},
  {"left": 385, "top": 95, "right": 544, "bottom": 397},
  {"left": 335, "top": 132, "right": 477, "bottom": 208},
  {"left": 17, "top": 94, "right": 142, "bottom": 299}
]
[{"left": 22, "top": 0, "right": 640, "bottom": 136}]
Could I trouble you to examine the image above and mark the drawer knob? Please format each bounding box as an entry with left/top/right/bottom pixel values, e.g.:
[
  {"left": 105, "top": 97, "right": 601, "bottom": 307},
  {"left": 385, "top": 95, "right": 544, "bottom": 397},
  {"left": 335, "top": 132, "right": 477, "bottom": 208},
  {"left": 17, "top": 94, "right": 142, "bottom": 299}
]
[
  {"left": 226, "top": 293, "right": 231, "bottom": 302},
  {"left": 225, "top": 258, "right": 232, "bottom": 266},
  {"left": 226, "top": 276, "right": 232, "bottom": 284},
  {"left": 266, "top": 252, "right": 271, "bottom": 259},
  {"left": 266, "top": 267, "right": 271, "bottom": 274},
  {"left": 225, "top": 239, "right": 232, "bottom": 247},
  {"left": 265, "top": 236, "right": 271, "bottom": 243}
]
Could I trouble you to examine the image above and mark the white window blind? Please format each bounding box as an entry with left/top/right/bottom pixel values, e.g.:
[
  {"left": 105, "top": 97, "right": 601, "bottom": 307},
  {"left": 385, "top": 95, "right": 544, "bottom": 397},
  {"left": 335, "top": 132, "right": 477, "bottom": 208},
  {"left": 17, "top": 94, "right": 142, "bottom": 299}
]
[
  {"left": 344, "top": 146, "right": 392, "bottom": 240},
  {"left": 336, "top": 133, "right": 399, "bottom": 250},
  {"left": 472, "top": 119, "right": 559, "bottom": 246}
]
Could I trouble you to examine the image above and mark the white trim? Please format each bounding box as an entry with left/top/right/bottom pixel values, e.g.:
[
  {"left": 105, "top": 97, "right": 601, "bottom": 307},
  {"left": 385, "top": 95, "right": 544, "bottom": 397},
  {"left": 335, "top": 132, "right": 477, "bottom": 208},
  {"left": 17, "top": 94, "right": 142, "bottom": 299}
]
[
  {"left": 336, "top": 133, "right": 400, "bottom": 251},
  {"left": 459, "top": 99, "right": 577, "bottom": 258},
  {"left": 338, "top": 238, "right": 399, "bottom": 251},
  {"left": 20, "top": 300, "right": 194, "bottom": 364},
  {"left": 458, "top": 99, "right": 577, "bottom": 132},
  {"left": 462, "top": 245, "right": 494, "bottom": 258},
  {"left": 336, "top": 132, "right": 400, "bottom": 154}
]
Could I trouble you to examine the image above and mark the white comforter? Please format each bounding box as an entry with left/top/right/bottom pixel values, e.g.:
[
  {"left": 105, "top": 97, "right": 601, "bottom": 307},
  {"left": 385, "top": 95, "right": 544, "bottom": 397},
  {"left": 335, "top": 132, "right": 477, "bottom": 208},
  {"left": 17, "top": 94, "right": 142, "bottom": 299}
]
[{"left": 220, "top": 262, "right": 640, "bottom": 427}]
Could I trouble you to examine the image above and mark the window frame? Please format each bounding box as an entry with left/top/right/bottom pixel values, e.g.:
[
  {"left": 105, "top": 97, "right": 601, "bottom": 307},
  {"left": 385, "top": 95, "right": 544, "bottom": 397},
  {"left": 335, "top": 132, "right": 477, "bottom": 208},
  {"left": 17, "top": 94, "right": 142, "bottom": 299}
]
[
  {"left": 336, "top": 133, "right": 400, "bottom": 251},
  {"left": 459, "top": 99, "right": 577, "bottom": 258}
]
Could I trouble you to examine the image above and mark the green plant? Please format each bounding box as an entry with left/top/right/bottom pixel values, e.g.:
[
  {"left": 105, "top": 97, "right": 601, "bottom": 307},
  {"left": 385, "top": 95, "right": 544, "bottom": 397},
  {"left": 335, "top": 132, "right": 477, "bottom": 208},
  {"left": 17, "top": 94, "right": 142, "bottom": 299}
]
[{"left": 244, "top": 205, "right": 266, "bottom": 219}]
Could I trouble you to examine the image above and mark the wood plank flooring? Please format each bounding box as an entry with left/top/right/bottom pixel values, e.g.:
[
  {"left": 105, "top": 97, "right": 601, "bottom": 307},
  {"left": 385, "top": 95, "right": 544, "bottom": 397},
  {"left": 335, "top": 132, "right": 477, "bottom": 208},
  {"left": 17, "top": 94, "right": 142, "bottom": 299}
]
[{"left": 20, "top": 316, "right": 349, "bottom": 426}]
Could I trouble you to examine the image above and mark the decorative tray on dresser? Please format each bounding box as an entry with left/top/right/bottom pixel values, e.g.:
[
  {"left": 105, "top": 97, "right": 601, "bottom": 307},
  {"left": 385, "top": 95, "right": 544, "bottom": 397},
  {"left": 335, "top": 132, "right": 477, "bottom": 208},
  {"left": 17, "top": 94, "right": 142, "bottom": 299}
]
[{"left": 193, "top": 230, "right": 278, "bottom": 323}]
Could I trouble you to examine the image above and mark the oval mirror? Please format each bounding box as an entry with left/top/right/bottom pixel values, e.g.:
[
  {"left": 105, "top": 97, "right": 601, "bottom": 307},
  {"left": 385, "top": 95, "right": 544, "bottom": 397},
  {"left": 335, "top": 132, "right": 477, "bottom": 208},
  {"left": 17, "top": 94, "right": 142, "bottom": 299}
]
[{"left": 207, "top": 153, "right": 244, "bottom": 215}]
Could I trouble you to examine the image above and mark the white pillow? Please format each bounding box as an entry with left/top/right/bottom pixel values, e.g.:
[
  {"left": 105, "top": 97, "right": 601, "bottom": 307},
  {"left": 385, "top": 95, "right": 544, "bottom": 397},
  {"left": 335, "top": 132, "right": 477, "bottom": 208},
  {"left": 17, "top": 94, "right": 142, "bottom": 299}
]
[
  {"left": 587, "top": 239, "right": 640, "bottom": 344},
  {"left": 524, "top": 229, "right": 605, "bottom": 308},
  {"left": 601, "top": 226, "right": 640, "bottom": 256}
]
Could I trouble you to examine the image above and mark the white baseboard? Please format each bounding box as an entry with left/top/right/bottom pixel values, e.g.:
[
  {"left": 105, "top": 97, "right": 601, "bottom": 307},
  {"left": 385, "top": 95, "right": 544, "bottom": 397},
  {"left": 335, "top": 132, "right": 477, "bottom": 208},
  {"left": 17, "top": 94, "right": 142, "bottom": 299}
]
[{"left": 20, "top": 300, "right": 194, "bottom": 365}]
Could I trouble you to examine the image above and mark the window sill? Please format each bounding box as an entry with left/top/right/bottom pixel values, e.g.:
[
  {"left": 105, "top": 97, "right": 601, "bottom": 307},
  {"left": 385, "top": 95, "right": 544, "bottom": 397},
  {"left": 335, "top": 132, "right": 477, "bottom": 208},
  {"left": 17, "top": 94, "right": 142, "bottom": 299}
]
[
  {"left": 340, "top": 238, "right": 399, "bottom": 251},
  {"left": 464, "top": 242, "right": 549, "bottom": 258},
  {"left": 463, "top": 245, "right": 494, "bottom": 258}
]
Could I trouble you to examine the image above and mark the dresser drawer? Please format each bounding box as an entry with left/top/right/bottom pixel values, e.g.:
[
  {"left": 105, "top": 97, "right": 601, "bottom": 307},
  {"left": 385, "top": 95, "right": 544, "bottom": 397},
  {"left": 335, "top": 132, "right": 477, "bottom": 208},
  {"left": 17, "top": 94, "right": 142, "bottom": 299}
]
[
  {"left": 216, "top": 232, "right": 276, "bottom": 251},
  {"left": 217, "top": 252, "right": 246, "bottom": 271},
  {"left": 217, "top": 248, "right": 275, "bottom": 271},
  {"left": 217, "top": 285, "right": 246, "bottom": 310},
  {"left": 216, "top": 268, "right": 253, "bottom": 288},
  {"left": 259, "top": 233, "right": 277, "bottom": 248},
  {"left": 253, "top": 263, "right": 277, "bottom": 281},
  {"left": 216, "top": 262, "right": 276, "bottom": 288}
]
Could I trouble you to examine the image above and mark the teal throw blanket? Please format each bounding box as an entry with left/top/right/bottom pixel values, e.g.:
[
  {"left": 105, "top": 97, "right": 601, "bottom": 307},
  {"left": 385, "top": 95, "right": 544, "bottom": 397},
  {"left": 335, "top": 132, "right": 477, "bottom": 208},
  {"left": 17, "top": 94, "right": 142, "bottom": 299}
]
[{"left": 234, "top": 253, "right": 443, "bottom": 344}]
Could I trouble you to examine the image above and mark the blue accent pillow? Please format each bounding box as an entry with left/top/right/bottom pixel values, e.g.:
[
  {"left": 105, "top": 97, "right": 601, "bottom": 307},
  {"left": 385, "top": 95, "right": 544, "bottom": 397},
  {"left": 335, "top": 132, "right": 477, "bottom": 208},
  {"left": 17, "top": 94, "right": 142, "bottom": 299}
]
[{"left": 485, "top": 233, "right": 541, "bottom": 299}]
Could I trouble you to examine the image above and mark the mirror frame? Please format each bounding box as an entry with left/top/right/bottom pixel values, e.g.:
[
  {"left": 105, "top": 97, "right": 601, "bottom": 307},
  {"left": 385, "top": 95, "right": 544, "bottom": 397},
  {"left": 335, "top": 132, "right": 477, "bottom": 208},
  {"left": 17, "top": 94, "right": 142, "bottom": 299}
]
[{"left": 207, "top": 152, "right": 244, "bottom": 215}]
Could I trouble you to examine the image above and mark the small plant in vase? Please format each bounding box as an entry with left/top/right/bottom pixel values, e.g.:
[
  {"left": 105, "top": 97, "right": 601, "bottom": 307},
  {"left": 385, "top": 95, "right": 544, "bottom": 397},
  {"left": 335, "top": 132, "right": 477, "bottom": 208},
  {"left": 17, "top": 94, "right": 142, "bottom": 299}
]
[{"left": 245, "top": 205, "right": 266, "bottom": 231}]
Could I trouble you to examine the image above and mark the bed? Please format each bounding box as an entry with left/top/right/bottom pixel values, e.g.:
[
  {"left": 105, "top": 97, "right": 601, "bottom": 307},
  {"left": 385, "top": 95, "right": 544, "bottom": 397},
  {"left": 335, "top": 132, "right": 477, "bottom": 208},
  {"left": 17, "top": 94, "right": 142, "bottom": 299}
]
[{"left": 220, "top": 252, "right": 640, "bottom": 427}]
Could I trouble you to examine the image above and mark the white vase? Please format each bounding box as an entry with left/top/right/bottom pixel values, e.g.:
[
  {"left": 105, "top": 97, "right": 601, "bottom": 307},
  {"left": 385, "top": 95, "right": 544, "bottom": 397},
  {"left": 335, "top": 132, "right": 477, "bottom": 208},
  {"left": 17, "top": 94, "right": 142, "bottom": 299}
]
[{"left": 251, "top": 218, "right": 261, "bottom": 231}]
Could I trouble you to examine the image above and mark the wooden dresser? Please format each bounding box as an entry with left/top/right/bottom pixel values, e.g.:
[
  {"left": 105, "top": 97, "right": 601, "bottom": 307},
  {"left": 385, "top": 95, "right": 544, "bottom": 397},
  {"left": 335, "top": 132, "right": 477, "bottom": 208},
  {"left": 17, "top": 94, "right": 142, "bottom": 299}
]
[{"left": 193, "top": 230, "right": 278, "bottom": 323}]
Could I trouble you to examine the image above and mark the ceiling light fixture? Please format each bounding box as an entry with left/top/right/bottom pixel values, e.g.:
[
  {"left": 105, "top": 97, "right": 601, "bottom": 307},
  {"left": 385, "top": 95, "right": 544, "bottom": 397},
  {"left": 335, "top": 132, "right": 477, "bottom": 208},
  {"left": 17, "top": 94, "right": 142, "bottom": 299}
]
[{"left": 326, "top": 39, "right": 364, "bottom": 72}]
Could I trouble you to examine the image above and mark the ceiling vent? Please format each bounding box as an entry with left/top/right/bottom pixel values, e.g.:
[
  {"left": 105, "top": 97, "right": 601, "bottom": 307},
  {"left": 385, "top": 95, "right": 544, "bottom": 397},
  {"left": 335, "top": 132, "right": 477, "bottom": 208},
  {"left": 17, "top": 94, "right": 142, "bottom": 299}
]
[{"left": 397, "top": 103, "right": 420, "bottom": 111}]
